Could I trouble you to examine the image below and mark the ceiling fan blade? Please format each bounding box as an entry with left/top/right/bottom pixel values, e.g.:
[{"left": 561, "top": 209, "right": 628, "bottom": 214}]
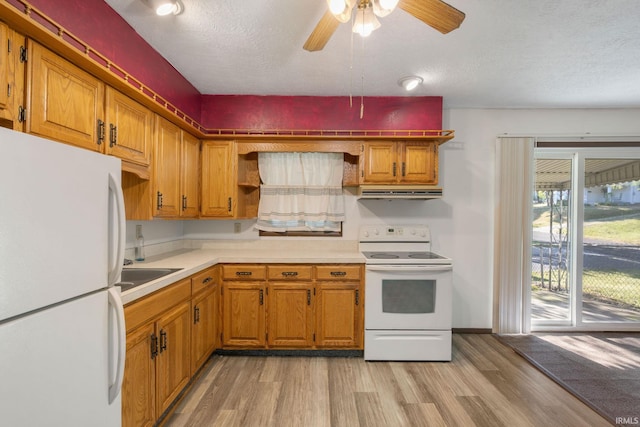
[
  {"left": 303, "top": 10, "right": 341, "bottom": 52},
  {"left": 398, "top": 0, "right": 465, "bottom": 34}
]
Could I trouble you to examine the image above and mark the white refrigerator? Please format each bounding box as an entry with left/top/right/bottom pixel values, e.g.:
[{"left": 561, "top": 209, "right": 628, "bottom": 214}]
[{"left": 0, "top": 127, "right": 126, "bottom": 426}]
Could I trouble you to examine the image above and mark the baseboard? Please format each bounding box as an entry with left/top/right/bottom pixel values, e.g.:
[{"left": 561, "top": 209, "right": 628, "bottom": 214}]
[
  {"left": 215, "top": 349, "right": 364, "bottom": 357},
  {"left": 452, "top": 328, "right": 492, "bottom": 334}
]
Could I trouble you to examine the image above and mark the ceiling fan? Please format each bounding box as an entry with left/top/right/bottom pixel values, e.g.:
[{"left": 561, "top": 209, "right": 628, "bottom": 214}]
[{"left": 303, "top": 0, "right": 465, "bottom": 52}]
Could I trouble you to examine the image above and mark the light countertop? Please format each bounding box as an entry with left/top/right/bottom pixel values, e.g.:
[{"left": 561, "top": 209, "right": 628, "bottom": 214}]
[{"left": 119, "top": 240, "right": 364, "bottom": 304}]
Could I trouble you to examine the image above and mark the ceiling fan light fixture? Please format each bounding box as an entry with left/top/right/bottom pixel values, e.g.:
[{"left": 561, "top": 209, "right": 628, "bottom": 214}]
[
  {"left": 372, "top": 0, "right": 399, "bottom": 18},
  {"left": 352, "top": 3, "right": 381, "bottom": 37},
  {"left": 398, "top": 76, "right": 423, "bottom": 91},
  {"left": 327, "top": 0, "right": 355, "bottom": 23}
]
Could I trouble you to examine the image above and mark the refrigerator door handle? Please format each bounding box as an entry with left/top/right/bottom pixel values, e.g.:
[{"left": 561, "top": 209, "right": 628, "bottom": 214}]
[
  {"left": 107, "top": 287, "right": 126, "bottom": 404},
  {"left": 107, "top": 173, "right": 125, "bottom": 286}
]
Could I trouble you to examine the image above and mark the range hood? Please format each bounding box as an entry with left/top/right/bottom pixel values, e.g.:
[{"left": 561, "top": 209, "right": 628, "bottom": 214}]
[{"left": 357, "top": 185, "right": 443, "bottom": 200}]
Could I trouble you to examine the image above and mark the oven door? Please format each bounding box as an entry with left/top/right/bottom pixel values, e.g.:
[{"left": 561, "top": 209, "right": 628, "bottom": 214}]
[{"left": 365, "top": 264, "right": 452, "bottom": 330}]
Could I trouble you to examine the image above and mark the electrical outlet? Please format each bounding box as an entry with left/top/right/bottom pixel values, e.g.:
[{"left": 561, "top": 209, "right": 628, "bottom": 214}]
[{"left": 234, "top": 222, "right": 241, "bottom": 233}]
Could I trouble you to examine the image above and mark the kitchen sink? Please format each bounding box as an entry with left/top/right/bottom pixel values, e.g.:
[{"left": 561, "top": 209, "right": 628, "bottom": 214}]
[{"left": 116, "top": 268, "right": 183, "bottom": 292}]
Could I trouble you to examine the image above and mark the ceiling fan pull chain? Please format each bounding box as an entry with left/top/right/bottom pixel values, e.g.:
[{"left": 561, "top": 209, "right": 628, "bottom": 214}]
[
  {"left": 349, "top": 10, "right": 355, "bottom": 109},
  {"left": 360, "top": 15, "right": 365, "bottom": 120}
]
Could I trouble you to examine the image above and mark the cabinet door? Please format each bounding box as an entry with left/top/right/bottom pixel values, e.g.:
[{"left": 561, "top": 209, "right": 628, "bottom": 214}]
[
  {"left": 122, "top": 322, "right": 156, "bottom": 427},
  {"left": 0, "top": 23, "right": 8, "bottom": 114},
  {"left": 105, "top": 87, "right": 152, "bottom": 167},
  {"left": 201, "top": 141, "right": 236, "bottom": 217},
  {"left": 27, "top": 41, "right": 104, "bottom": 151},
  {"left": 400, "top": 142, "right": 437, "bottom": 184},
  {"left": 153, "top": 116, "right": 181, "bottom": 217},
  {"left": 180, "top": 132, "right": 200, "bottom": 218},
  {"left": 191, "top": 286, "right": 217, "bottom": 373},
  {"left": 0, "top": 25, "right": 23, "bottom": 129},
  {"left": 267, "top": 283, "right": 314, "bottom": 348},
  {"left": 156, "top": 300, "right": 191, "bottom": 417},
  {"left": 222, "top": 282, "right": 265, "bottom": 347},
  {"left": 315, "top": 283, "right": 362, "bottom": 348},
  {"left": 361, "top": 141, "right": 397, "bottom": 183}
]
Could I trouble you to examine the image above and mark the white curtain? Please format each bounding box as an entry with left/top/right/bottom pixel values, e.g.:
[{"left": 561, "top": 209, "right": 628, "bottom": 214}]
[
  {"left": 256, "top": 152, "right": 345, "bottom": 232},
  {"left": 493, "top": 137, "right": 534, "bottom": 334}
]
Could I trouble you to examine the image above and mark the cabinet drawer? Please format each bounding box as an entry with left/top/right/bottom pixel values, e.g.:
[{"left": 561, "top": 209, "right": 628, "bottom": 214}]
[
  {"left": 222, "top": 264, "right": 266, "bottom": 280},
  {"left": 268, "top": 265, "right": 313, "bottom": 281},
  {"left": 316, "top": 265, "right": 362, "bottom": 281},
  {"left": 191, "top": 266, "right": 217, "bottom": 294},
  {"left": 124, "top": 278, "right": 191, "bottom": 332}
]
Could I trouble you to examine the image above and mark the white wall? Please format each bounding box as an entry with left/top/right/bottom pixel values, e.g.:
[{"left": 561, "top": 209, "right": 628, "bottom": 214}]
[{"left": 127, "top": 108, "right": 640, "bottom": 329}]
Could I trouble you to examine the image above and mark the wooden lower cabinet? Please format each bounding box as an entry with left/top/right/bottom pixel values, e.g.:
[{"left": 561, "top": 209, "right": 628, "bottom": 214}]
[
  {"left": 221, "top": 264, "right": 363, "bottom": 350},
  {"left": 222, "top": 282, "right": 266, "bottom": 348},
  {"left": 267, "top": 283, "right": 314, "bottom": 348},
  {"left": 315, "top": 283, "right": 361, "bottom": 348},
  {"left": 191, "top": 267, "right": 219, "bottom": 372},
  {"left": 155, "top": 301, "right": 191, "bottom": 416},
  {"left": 122, "top": 322, "right": 156, "bottom": 427},
  {"left": 122, "top": 278, "right": 193, "bottom": 427}
]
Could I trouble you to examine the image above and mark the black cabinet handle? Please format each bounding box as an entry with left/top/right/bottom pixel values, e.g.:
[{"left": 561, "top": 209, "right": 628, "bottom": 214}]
[
  {"left": 281, "top": 271, "right": 298, "bottom": 277},
  {"left": 330, "top": 271, "right": 347, "bottom": 277},
  {"left": 159, "top": 329, "right": 167, "bottom": 352},
  {"left": 307, "top": 289, "right": 311, "bottom": 305},
  {"left": 109, "top": 124, "right": 117, "bottom": 147},
  {"left": 259, "top": 289, "right": 264, "bottom": 305},
  {"left": 182, "top": 195, "right": 187, "bottom": 211},
  {"left": 194, "top": 305, "right": 200, "bottom": 324},
  {"left": 236, "top": 271, "right": 252, "bottom": 276},
  {"left": 97, "top": 119, "right": 105, "bottom": 145},
  {"left": 355, "top": 290, "right": 359, "bottom": 306},
  {"left": 150, "top": 334, "right": 158, "bottom": 359},
  {"left": 157, "top": 191, "right": 163, "bottom": 209}
]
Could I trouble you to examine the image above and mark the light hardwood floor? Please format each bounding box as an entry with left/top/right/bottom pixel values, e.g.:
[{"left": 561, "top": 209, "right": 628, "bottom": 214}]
[{"left": 164, "top": 334, "right": 611, "bottom": 427}]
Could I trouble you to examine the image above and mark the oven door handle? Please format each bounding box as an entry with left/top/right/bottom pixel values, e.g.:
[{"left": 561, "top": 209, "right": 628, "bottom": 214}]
[{"left": 366, "top": 265, "right": 452, "bottom": 272}]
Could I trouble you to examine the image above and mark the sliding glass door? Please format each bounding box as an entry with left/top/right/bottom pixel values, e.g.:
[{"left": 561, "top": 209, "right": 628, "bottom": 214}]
[{"left": 532, "top": 148, "right": 640, "bottom": 330}]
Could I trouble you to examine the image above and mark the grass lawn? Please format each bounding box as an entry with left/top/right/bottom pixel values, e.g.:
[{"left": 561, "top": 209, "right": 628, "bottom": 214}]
[
  {"left": 583, "top": 270, "right": 640, "bottom": 309},
  {"left": 583, "top": 217, "right": 640, "bottom": 245},
  {"left": 533, "top": 203, "right": 640, "bottom": 244}
]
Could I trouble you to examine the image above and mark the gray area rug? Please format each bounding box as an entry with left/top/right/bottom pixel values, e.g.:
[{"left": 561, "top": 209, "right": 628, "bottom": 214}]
[{"left": 498, "top": 333, "right": 640, "bottom": 426}]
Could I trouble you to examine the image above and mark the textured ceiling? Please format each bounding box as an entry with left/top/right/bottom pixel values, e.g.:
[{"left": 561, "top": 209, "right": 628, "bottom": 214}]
[{"left": 103, "top": 0, "right": 640, "bottom": 109}]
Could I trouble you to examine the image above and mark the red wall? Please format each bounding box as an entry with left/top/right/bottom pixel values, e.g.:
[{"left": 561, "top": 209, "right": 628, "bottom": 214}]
[
  {"left": 201, "top": 95, "right": 443, "bottom": 131},
  {"left": 25, "top": 0, "right": 202, "bottom": 119},
  {"left": 20, "top": 0, "right": 443, "bottom": 131}
]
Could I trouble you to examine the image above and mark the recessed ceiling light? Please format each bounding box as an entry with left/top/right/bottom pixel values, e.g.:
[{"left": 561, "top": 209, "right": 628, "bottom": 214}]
[
  {"left": 148, "top": 0, "right": 183, "bottom": 16},
  {"left": 398, "top": 76, "right": 423, "bottom": 91}
]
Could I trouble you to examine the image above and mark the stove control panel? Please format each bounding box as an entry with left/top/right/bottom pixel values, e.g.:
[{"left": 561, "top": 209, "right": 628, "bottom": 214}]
[{"left": 359, "top": 225, "right": 430, "bottom": 242}]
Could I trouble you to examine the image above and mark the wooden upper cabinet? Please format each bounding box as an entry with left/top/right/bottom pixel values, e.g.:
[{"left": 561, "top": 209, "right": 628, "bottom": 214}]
[
  {"left": 201, "top": 140, "right": 236, "bottom": 218},
  {"left": 180, "top": 131, "right": 200, "bottom": 218},
  {"left": 0, "top": 23, "right": 24, "bottom": 130},
  {"left": 0, "top": 23, "right": 8, "bottom": 115},
  {"left": 105, "top": 87, "right": 152, "bottom": 169},
  {"left": 361, "top": 141, "right": 438, "bottom": 185},
  {"left": 401, "top": 142, "right": 437, "bottom": 183},
  {"left": 153, "top": 116, "right": 182, "bottom": 217},
  {"left": 26, "top": 40, "right": 104, "bottom": 151}
]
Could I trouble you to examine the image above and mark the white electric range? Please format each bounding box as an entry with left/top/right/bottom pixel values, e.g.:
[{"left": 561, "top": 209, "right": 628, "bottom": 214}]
[{"left": 360, "top": 225, "right": 453, "bottom": 361}]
